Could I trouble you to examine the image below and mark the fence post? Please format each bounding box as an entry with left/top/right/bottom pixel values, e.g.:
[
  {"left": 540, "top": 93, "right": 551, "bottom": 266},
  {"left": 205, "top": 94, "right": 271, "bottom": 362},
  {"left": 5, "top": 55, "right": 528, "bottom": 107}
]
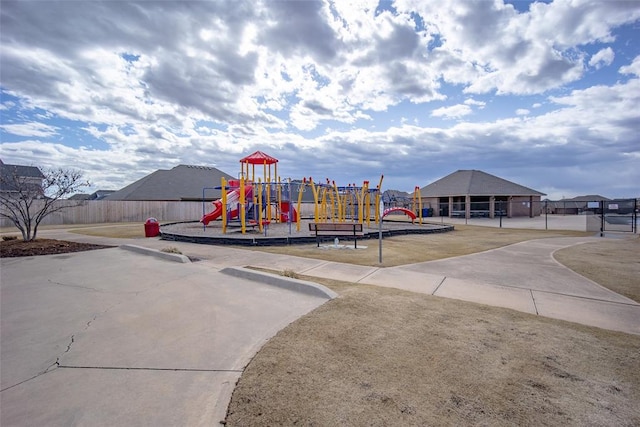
[
  {"left": 600, "top": 200, "right": 604, "bottom": 237},
  {"left": 545, "top": 200, "right": 548, "bottom": 230}
]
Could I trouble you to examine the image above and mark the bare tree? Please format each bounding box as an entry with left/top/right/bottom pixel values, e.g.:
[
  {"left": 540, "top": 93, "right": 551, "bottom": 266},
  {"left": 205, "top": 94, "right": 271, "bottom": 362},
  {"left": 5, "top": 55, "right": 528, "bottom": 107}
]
[{"left": 0, "top": 165, "right": 90, "bottom": 241}]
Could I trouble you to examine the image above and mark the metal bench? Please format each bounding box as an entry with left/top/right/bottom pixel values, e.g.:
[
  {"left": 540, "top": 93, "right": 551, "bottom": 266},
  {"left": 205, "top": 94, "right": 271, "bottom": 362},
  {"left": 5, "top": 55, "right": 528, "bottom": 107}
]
[{"left": 309, "top": 222, "right": 364, "bottom": 248}]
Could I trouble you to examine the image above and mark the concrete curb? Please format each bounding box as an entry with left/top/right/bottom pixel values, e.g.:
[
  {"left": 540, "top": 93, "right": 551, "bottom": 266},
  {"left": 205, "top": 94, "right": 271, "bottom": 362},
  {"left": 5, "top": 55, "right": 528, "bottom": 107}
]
[
  {"left": 220, "top": 267, "right": 338, "bottom": 300},
  {"left": 119, "top": 244, "right": 191, "bottom": 263}
]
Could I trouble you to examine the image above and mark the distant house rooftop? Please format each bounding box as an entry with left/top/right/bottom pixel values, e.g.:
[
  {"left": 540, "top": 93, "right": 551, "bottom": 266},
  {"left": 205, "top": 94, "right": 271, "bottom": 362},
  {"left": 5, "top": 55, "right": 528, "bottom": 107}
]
[
  {"left": 69, "top": 190, "right": 116, "bottom": 201},
  {"left": 105, "top": 165, "right": 235, "bottom": 201},
  {"left": 0, "top": 160, "right": 45, "bottom": 194},
  {"left": 558, "top": 195, "right": 610, "bottom": 202}
]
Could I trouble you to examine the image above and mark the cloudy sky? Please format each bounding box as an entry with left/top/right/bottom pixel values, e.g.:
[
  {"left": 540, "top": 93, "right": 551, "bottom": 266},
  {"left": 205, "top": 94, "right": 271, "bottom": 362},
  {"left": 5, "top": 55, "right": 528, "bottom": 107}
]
[{"left": 1, "top": 0, "right": 639, "bottom": 199}]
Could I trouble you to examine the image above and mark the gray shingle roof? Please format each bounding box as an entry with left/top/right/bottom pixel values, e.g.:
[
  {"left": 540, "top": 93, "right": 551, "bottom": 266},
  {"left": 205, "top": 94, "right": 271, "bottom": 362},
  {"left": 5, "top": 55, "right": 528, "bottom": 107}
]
[
  {"left": 559, "top": 195, "right": 610, "bottom": 202},
  {"left": 419, "top": 170, "right": 545, "bottom": 197},
  {"left": 0, "top": 162, "right": 44, "bottom": 179},
  {"left": 105, "top": 165, "right": 235, "bottom": 201},
  {"left": 0, "top": 161, "right": 45, "bottom": 193}
]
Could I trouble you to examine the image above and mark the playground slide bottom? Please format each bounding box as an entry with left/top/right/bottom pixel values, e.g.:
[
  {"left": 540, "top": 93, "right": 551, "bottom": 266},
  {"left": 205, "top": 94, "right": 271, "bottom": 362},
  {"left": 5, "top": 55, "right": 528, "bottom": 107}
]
[{"left": 201, "top": 200, "right": 223, "bottom": 226}]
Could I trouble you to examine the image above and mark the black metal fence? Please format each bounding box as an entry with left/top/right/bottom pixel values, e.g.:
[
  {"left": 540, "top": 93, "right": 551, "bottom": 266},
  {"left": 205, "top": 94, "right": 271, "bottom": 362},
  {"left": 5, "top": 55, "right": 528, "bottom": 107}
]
[
  {"left": 600, "top": 199, "right": 638, "bottom": 234},
  {"left": 409, "top": 198, "right": 638, "bottom": 233}
]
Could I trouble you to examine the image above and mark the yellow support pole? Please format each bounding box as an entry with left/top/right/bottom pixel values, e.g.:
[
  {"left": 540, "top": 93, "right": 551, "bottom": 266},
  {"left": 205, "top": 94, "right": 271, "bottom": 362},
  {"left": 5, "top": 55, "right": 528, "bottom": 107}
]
[
  {"left": 321, "top": 187, "right": 329, "bottom": 222},
  {"left": 221, "top": 177, "right": 227, "bottom": 234},
  {"left": 277, "top": 176, "right": 282, "bottom": 223},
  {"left": 296, "top": 178, "right": 305, "bottom": 232},
  {"left": 349, "top": 185, "right": 356, "bottom": 220},
  {"left": 365, "top": 189, "right": 372, "bottom": 226},
  {"left": 309, "top": 178, "right": 319, "bottom": 223},
  {"left": 358, "top": 181, "right": 369, "bottom": 224},
  {"left": 252, "top": 179, "right": 257, "bottom": 218},
  {"left": 240, "top": 176, "right": 246, "bottom": 234},
  {"left": 327, "top": 183, "right": 336, "bottom": 222},
  {"left": 416, "top": 186, "right": 422, "bottom": 225},
  {"left": 375, "top": 175, "right": 384, "bottom": 224},
  {"left": 264, "top": 161, "right": 271, "bottom": 223},
  {"left": 332, "top": 181, "right": 342, "bottom": 222},
  {"left": 258, "top": 178, "right": 263, "bottom": 233}
]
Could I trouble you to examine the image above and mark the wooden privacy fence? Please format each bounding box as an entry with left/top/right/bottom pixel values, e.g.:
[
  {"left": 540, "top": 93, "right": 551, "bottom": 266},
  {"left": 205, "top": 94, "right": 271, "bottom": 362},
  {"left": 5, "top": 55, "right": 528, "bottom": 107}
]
[
  {"left": 0, "top": 200, "right": 323, "bottom": 227},
  {"left": 0, "top": 200, "right": 206, "bottom": 227}
]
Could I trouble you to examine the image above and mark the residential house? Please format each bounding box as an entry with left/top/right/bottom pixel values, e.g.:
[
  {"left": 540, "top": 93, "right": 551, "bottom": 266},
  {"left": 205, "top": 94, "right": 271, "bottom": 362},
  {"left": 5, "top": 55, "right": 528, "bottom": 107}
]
[
  {"left": 546, "top": 195, "right": 610, "bottom": 215},
  {"left": 0, "top": 160, "right": 45, "bottom": 198}
]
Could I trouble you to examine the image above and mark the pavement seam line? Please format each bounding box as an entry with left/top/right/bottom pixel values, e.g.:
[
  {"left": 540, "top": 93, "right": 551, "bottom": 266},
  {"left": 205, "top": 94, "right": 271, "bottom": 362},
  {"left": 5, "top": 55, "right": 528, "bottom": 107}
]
[
  {"left": 432, "top": 276, "right": 447, "bottom": 295},
  {"left": 356, "top": 267, "right": 381, "bottom": 283},
  {"left": 530, "top": 289, "right": 539, "bottom": 315},
  {"left": 297, "top": 261, "right": 331, "bottom": 274},
  {"left": 57, "top": 365, "right": 243, "bottom": 373},
  {"left": 433, "top": 275, "right": 639, "bottom": 306}
]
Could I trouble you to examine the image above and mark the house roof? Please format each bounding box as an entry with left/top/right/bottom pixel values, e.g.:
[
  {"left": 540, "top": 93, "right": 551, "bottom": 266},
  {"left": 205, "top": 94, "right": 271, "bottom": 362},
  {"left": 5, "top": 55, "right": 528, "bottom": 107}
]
[
  {"left": 0, "top": 161, "right": 45, "bottom": 193},
  {"left": 0, "top": 161, "right": 45, "bottom": 180},
  {"left": 105, "top": 165, "right": 235, "bottom": 201},
  {"left": 559, "top": 195, "right": 610, "bottom": 202},
  {"left": 68, "top": 193, "right": 91, "bottom": 200},
  {"left": 419, "top": 170, "right": 545, "bottom": 197},
  {"left": 68, "top": 190, "right": 116, "bottom": 201},
  {"left": 382, "top": 189, "right": 412, "bottom": 203}
]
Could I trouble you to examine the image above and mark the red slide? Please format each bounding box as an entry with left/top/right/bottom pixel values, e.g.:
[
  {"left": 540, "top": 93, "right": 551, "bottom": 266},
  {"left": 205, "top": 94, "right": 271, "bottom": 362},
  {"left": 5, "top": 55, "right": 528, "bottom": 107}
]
[
  {"left": 201, "top": 189, "right": 243, "bottom": 225},
  {"left": 279, "top": 201, "right": 298, "bottom": 222},
  {"left": 201, "top": 200, "right": 224, "bottom": 225}
]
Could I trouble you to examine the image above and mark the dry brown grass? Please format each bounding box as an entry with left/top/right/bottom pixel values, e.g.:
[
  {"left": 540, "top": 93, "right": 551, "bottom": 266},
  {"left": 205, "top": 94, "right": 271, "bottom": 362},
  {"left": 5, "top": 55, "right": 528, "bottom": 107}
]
[
  {"left": 554, "top": 236, "right": 640, "bottom": 302},
  {"left": 226, "top": 280, "right": 640, "bottom": 426},
  {"left": 67, "top": 223, "right": 147, "bottom": 238},
  {"left": 240, "top": 225, "right": 591, "bottom": 267}
]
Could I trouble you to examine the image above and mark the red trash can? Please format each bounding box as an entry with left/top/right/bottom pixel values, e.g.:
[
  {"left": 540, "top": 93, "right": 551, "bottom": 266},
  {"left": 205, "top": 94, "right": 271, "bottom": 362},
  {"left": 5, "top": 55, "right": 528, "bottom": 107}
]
[{"left": 144, "top": 217, "right": 160, "bottom": 237}]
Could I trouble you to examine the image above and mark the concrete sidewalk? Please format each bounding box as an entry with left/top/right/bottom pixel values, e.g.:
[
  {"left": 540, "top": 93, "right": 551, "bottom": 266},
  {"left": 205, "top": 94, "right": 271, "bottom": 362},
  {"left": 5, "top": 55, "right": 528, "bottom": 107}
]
[
  {"left": 1, "top": 248, "right": 332, "bottom": 426},
  {"left": 358, "top": 237, "right": 640, "bottom": 335},
  {"left": 33, "top": 228, "right": 640, "bottom": 335}
]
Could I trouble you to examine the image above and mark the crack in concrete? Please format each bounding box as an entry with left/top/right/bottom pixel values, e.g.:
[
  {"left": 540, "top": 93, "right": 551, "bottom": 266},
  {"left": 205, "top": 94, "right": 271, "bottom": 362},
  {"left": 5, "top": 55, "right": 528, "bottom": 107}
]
[
  {"left": 3, "top": 275, "right": 192, "bottom": 393},
  {"left": 57, "top": 365, "right": 243, "bottom": 373},
  {"left": 0, "top": 359, "right": 60, "bottom": 393},
  {"left": 47, "top": 279, "right": 140, "bottom": 294},
  {"left": 64, "top": 335, "right": 75, "bottom": 353}
]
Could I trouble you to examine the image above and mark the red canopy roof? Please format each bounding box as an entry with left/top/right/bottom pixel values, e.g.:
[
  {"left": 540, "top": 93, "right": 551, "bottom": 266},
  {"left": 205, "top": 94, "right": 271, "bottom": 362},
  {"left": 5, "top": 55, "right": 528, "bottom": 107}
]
[{"left": 239, "top": 151, "right": 278, "bottom": 165}]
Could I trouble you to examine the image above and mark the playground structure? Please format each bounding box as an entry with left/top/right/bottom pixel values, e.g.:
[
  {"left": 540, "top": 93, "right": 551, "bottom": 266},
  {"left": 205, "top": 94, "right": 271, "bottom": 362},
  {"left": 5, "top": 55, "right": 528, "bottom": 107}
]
[
  {"left": 201, "top": 151, "right": 297, "bottom": 234},
  {"left": 200, "top": 151, "right": 399, "bottom": 234}
]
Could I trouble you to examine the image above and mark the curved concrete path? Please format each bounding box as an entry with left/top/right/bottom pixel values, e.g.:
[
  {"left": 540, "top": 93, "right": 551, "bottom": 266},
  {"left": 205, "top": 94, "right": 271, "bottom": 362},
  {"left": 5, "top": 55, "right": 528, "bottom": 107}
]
[
  {"left": 1, "top": 246, "right": 332, "bottom": 426},
  {"left": 358, "top": 237, "right": 640, "bottom": 335}
]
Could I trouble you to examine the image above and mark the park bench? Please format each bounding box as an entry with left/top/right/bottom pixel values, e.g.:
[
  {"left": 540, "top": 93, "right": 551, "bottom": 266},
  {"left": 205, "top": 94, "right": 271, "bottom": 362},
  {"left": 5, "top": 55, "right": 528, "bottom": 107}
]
[{"left": 309, "top": 222, "right": 364, "bottom": 248}]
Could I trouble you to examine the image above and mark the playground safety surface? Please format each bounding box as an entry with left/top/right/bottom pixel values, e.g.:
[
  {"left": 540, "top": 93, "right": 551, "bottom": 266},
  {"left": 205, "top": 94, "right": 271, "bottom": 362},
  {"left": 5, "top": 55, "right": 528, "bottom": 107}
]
[{"left": 160, "top": 219, "right": 454, "bottom": 246}]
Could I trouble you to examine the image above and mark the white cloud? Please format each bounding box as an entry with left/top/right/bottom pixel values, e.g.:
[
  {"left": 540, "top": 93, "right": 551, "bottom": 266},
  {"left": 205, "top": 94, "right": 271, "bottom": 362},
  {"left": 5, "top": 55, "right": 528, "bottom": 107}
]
[
  {"left": 589, "top": 47, "right": 615, "bottom": 69},
  {"left": 431, "top": 104, "right": 472, "bottom": 119},
  {"left": 620, "top": 55, "right": 640, "bottom": 76},
  {"left": 464, "top": 98, "right": 486, "bottom": 108},
  {"left": 1, "top": 122, "right": 58, "bottom": 137},
  {"left": 515, "top": 109, "right": 530, "bottom": 116}
]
